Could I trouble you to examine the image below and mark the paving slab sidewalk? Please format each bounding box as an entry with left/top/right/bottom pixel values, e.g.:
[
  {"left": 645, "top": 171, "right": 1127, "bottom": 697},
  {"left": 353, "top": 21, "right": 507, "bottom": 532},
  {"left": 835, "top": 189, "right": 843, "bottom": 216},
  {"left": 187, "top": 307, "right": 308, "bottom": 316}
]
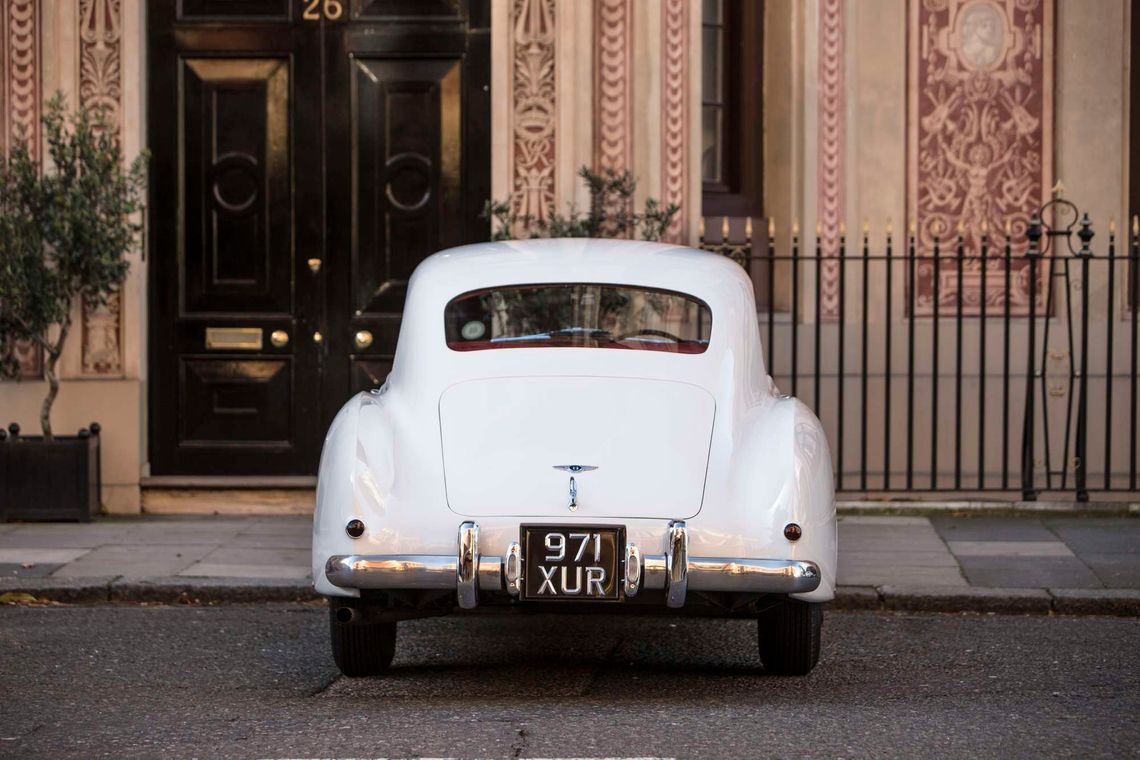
[{"left": 0, "top": 514, "right": 1137, "bottom": 615}]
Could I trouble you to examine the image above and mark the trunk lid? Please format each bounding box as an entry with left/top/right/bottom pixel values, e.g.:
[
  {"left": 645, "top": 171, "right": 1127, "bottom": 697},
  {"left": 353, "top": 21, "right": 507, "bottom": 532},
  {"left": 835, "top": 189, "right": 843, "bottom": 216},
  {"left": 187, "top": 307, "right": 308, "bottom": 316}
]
[{"left": 439, "top": 376, "right": 715, "bottom": 519}]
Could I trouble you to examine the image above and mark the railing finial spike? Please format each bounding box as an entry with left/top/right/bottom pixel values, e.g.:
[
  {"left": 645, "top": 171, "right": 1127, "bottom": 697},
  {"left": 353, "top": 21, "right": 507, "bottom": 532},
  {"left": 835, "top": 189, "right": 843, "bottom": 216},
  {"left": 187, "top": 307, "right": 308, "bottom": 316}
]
[
  {"left": 1132, "top": 215, "right": 1139, "bottom": 236},
  {"left": 886, "top": 217, "right": 893, "bottom": 235},
  {"left": 721, "top": 216, "right": 729, "bottom": 239},
  {"left": 1051, "top": 179, "right": 1065, "bottom": 197},
  {"left": 792, "top": 218, "right": 800, "bottom": 236},
  {"left": 698, "top": 216, "right": 705, "bottom": 240},
  {"left": 862, "top": 219, "right": 870, "bottom": 236},
  {"left": 816, "top": 220, "right": 823, "bottom": 237},
  {"left": 1109, "top": 217, "right": 1115, "bottom": 234},
  {"left": 839, "top": 220, "right": 846, "bottom": 236},
  {"left": 745, "top": 216, "right": 754, "bottom": 239}
]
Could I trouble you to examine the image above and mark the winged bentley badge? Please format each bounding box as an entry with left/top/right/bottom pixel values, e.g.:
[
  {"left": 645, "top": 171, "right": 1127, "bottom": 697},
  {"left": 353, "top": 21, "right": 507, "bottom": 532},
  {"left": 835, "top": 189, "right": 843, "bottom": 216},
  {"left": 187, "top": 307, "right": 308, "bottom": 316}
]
[{"left": 553, "top": 465, "right": 597, "bottom": 511}]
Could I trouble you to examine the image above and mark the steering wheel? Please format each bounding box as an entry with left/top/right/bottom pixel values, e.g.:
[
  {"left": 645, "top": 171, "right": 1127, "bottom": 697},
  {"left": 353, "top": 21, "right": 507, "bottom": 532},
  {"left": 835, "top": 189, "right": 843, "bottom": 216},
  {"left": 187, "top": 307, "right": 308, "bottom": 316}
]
[{"left": 614, "top": 328, "right": 684, "bottom": 343}]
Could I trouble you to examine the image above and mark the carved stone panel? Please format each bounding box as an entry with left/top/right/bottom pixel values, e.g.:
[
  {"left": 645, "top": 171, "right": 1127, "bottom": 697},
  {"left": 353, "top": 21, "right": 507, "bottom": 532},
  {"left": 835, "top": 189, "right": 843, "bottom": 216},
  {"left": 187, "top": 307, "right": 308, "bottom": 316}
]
[
  {"left": 510, "top": 0, "right": 556, "bottom": 224},
  {"left": 80, "top": 0, "right": 125, "bottom": 375},
  {"left": 908, "top": 0, "right": 1054, "bottom": 315},
  {"left": 660, "top": 0, "right": 689, "bottom": 244},
  {"left": 3, "top": 0, "right": 43, "bottom": 377}
]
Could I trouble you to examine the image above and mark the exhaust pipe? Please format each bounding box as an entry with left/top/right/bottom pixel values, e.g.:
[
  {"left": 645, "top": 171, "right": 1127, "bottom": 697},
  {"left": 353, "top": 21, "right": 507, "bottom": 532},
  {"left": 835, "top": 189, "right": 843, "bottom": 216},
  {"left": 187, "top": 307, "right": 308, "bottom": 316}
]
[{"left": 334, "top": 606, "right": 358, "bottom": 624}]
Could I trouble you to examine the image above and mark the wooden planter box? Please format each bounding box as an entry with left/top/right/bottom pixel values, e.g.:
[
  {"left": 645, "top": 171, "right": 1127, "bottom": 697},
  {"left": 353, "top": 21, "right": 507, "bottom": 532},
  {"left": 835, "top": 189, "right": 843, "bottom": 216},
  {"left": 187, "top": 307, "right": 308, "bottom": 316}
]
[{"left": 0, "top": 425, "right": 101, "bottom": 522}]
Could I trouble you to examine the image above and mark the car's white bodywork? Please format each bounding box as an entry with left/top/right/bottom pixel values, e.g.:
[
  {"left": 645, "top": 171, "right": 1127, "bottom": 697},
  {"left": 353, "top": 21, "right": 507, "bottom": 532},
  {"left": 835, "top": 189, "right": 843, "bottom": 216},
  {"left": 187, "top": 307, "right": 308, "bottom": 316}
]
[{"left": 312, "top": 238, "right": 836, "bottom": 607}]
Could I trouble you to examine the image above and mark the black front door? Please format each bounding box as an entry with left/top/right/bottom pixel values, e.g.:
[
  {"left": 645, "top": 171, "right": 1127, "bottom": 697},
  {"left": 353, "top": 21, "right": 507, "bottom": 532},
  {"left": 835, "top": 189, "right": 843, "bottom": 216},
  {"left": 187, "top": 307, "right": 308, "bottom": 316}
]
[{"left": 148, "top": 1, "right": 489, "bottom": 475}]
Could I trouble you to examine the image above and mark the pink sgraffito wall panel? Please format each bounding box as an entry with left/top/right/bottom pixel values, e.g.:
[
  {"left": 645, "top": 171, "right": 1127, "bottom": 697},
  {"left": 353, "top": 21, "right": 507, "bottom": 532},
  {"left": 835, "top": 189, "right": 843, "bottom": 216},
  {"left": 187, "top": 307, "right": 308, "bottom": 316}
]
[
  {"left": 79, "top": 0, "right": 125, "bottom": 376},
  {"left": 593, "top": 0, "right": 631, "bottom": 236},
  {"left": 2, "top": 0, "right": 43, "bottom": 377},
  {"left": 660, "top": 0, "right": 688, "bottom": 244},
  {"left": 909, "top": 0, "right": 1054, "bottom": 316},
  {"left": 817, "top": 0, "right": 844, "bottom": 320},
  {"left": 511, "top": 0, "right": 556, "bottom": 226}
]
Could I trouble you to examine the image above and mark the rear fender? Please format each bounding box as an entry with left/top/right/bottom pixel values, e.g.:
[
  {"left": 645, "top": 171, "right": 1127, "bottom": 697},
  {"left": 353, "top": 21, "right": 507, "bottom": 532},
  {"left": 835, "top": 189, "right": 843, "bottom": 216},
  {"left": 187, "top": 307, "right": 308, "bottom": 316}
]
[{"left": 727, "top": 396, "right": 837, "bottom": 601}]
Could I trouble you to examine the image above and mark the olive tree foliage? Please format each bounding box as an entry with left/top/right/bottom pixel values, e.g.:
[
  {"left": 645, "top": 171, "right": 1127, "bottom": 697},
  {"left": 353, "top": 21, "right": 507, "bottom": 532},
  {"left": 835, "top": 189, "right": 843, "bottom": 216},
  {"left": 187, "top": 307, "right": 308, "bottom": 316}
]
[
  {"left": 0, "top": 94, "right": 147, "bottom": 438},
  {"left": 483, "top": 166, "right": 680, "bottom": 242}
]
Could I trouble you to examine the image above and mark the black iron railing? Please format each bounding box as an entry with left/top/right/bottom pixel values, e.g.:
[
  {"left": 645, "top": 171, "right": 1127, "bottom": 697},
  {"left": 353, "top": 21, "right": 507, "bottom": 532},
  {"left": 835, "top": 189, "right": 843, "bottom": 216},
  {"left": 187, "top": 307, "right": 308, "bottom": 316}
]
[{"left": 700, "top": 207, "right": 1140, "bottom": 501}]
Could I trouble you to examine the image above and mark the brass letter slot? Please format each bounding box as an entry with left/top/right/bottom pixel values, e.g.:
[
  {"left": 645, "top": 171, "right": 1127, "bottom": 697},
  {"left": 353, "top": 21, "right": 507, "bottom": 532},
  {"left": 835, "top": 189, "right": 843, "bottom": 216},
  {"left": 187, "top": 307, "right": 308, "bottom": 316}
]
[{"left": 205, "top": 327, "right": 263, "bottom": 351}]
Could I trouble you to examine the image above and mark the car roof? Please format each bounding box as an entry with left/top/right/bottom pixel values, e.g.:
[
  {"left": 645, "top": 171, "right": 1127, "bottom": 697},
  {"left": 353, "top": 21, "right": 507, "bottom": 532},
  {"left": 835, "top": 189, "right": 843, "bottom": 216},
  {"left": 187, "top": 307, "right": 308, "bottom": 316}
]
[{"left": 390, "top": 238, "right": 768, "bottom": 397}]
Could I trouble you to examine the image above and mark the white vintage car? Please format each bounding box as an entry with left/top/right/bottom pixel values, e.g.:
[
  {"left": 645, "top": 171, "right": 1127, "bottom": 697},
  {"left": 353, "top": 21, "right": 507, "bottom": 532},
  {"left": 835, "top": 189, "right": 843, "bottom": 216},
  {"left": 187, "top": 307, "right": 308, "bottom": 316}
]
[{"left": 313, "top": 238, "right": 837, "bottom": 676}]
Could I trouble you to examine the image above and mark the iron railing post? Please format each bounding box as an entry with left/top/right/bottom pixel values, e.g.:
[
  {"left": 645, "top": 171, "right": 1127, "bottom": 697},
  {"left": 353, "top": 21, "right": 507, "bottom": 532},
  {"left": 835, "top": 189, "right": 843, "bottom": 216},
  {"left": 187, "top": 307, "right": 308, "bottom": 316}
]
[
  {"left": 1021, "top": 214, "right": 1042, "bottom": 500},
  {"left": 1074, "top": 214, "right": 1094, "bottom": 501}
]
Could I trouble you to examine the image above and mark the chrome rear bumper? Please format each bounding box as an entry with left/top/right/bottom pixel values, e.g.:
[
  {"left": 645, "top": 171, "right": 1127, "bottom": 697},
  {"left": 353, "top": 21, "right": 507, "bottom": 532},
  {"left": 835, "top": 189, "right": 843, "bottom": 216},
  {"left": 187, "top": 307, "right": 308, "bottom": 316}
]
[{"left": 324, "top": 520, "right": 821, "bottom": 610}]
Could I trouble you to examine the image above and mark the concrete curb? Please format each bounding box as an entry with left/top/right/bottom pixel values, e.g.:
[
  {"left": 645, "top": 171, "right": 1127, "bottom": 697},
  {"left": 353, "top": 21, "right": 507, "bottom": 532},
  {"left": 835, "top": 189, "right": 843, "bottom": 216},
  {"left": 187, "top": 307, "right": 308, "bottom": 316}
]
[
  {"left": 108, "top": 576, "right": 321, "bottom": 604},
  {"left": 0, "top": 576, "right": 319, "bottom": 605},
  {"left": 831, "top": 586, "right": 883, "bottom": 610},
  {"left": 831, "top": 585, "right": 1140, "bottom": 616},
  {"left": 1048, "top": 588, "right": 1140, "bottom": 617},
  {"left": 0, "top": 577, "right": 117, "bottom": 604},
  {"left": 2, "top": 577, "right": 1138, "bottom": 616},
  {"left": 837, "top": 500, "right": 1140, "bottom": 516},
  {"left": 878, "top": 585, "right": 1054, "bottom": 614}
]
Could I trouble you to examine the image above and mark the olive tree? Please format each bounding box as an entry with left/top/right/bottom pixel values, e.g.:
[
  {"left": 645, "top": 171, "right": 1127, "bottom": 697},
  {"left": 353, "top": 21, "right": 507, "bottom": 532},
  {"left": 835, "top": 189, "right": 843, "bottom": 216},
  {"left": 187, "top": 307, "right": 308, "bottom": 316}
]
[
  {"left": 0, "top": 94, "right": 147, "bottom": 438},
  {"left": 483, "top": 166, "right": 680, "bottom": 242}
]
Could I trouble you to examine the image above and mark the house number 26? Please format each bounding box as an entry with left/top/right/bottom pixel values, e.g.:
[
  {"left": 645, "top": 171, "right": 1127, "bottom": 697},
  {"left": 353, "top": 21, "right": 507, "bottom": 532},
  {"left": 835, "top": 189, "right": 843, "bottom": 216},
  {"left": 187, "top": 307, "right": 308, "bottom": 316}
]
[{"left": 302, "top": 0, "right": 344, "bottom": 20}]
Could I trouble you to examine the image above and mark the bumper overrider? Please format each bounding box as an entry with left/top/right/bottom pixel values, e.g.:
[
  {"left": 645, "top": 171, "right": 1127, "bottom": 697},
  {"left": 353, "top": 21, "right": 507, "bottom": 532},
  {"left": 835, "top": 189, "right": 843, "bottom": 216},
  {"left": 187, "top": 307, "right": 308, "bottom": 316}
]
[{"left": 324, "top": 521, "right": 821, "bottom": 609}]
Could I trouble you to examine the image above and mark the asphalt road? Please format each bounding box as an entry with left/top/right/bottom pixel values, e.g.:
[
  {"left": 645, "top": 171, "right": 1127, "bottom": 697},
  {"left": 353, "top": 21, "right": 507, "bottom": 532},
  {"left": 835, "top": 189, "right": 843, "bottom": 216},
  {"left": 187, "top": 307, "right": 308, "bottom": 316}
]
[{"left": 0, "top": 605, "right": 1137, "bottom": 759}]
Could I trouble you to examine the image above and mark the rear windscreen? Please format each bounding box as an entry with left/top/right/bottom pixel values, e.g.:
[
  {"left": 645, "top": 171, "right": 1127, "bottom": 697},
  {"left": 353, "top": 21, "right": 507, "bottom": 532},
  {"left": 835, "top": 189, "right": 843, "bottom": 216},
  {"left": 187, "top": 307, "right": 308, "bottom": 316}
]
[{"left": 445, "top": 284, "right": 712, "bottom": 353}]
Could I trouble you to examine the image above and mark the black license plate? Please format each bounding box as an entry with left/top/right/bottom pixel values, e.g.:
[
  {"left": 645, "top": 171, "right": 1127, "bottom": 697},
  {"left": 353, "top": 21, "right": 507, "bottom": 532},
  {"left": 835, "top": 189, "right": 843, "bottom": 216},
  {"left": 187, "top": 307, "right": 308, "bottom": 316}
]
[{"left": 521, "top": 525, "right": 623, "bottom": 601}]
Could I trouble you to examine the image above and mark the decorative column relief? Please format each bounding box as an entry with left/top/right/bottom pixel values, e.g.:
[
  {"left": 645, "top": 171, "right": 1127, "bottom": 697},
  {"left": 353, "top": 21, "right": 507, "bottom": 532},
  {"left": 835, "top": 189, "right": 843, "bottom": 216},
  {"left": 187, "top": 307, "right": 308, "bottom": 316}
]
[
  {"left": 817, "top": 0, "right": 845, "bottom": 320},
  {"left": 908, "top": 0, "right": 1053, "bottom": 315},
  {"left": 593, "top": 0, "right": 631, "bottom": 175},
  {"left": 510, "top": 0, "right": 556, "bottom": 224},
  {"left": 3, "top": 0, "right": 43, "bottom": 377},
  {"left": 660, "top": 0, "right": 688, "bottom": 244},
  {"left": 79, "top": 0, "right": 124, "bottom": 375}
]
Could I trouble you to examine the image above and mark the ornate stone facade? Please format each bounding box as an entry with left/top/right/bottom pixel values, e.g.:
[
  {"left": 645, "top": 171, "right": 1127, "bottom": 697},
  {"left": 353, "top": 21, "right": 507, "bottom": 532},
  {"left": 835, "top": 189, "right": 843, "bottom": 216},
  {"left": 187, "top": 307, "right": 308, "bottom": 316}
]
[
  {"left": 908, "top": 0, "right": 1053, "bottom": 314},
  {"left": 79, "top": 0, "right": 124, "bottom": 375},
  {"left": 510, "top": 0, "right": 556, "bottom": 224},
  {"left": 660, "top": 0, "right": 689, "bottom": 244}
]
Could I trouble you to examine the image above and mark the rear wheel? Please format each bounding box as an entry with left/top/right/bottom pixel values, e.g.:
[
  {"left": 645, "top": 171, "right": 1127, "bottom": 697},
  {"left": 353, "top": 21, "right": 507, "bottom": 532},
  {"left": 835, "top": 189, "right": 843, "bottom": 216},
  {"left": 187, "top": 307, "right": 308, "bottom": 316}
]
[
  {"left": 329, "top": 605, "right": 397, "bottom": 677},
  {"left": 756, "top": 599, "right": 823, "bottom": 675}
]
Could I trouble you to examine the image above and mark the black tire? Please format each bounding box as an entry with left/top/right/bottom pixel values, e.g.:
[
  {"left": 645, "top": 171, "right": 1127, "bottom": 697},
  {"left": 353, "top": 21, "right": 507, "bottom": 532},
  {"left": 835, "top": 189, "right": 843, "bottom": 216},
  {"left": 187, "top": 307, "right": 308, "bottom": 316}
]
[
  {"left": 329, "top": 608, "right": 397, "bottom": 677},
  {"left": 757, "top": 599, "right": 823, "bottom": 675}
]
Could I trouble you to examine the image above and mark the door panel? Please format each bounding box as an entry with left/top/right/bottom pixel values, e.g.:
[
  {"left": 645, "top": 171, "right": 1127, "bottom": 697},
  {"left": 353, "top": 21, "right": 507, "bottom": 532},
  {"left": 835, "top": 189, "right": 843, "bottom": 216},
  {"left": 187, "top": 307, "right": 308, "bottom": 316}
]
[
  {"left": 179, "top": 357, "right": 293, "bottom": 443},
  {"left": 181, "top": 58, "right": 292, "bottom": 315},
  {"left": 353, "top": 0, "right": 462, "bottom": 20},
  {"left": 178, "top": 0, "right": 292, "bottom": 20},
  {"left": 351, "top": 57, "right": 462, "bottom": 315}
]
